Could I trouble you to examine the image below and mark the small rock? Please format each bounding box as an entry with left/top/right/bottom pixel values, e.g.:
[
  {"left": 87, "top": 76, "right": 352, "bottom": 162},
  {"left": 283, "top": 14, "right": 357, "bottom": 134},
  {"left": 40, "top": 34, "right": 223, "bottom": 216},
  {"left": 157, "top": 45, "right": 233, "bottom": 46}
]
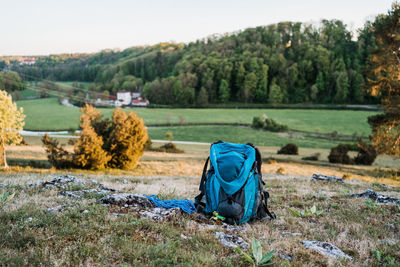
[
  {"left": 350, "top": 189, "right": 400, "bottom": 206},
  {"left": 139, "top": 207, "right": 181, "bottom": 221},
  {"left": 215, "top": 232, "right": 249, "bottom": 250},
  {"left": 59, "top": 188, "right": 103, "bottom": 198},
  {"left": 27, "top": 217, "right": 33, "bottom": 223},
  {"left": 82, "top": 210, "right": 89, "bottom": 214},
  {"left": 278, "top": 253, "right": 292, "bottom": 261},
  {"left": 282, "top": 231, "right": 302, "bottom": 237},
  {"left": 46, "top": 205, "right": 65, "bottom": 214},
  {"left": 180, "top": 234, "right": 190, "bottom": 240},
  {"left": 312, "top": 174, "right": 344, "bottom": 183},
  {"left": 88, "top": 179, "right": 99, "bottom": 185},
  {"left": 302, "top": 240, "right": 352, "bottom": 260},
  {"left": 122, "top": 179, "right": 128, "bottom": 184},
  {"left": 100, "top": 193, "right": 155, "bottom": 208},
  {"left": 380, "top": 239, "right": 396, "bottom": 245}
]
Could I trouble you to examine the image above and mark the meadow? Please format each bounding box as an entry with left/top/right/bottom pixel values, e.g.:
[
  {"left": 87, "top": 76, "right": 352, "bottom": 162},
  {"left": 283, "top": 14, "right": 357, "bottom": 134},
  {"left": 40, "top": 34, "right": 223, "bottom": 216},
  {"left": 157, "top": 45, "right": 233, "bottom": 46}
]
[
  {"left": 1, "top": 151, "right": 399, "bottom": 266},
  {"left": 17, "top": 98, "right": 379, "bottom": 136}
]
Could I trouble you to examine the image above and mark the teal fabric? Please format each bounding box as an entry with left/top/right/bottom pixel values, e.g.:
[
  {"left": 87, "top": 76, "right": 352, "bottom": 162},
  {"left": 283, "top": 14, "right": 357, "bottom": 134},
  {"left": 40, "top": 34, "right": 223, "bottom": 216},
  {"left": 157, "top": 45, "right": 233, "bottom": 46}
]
[
  {"left": 205, "top": 172, "right": 220, "bottom": 213},
  {"left": 239, "top": 172, "right": 258, "bottom": 224},
  {"left": 209, "top": 143, "right": 255, "bottom": 195}
]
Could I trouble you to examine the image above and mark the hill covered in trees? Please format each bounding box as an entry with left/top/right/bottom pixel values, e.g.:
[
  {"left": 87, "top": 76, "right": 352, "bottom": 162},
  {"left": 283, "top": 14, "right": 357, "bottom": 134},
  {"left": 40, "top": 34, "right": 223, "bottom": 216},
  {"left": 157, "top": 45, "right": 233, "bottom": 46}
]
[{"left": 4, "top": 19, "right": 380, "bottom": 106}]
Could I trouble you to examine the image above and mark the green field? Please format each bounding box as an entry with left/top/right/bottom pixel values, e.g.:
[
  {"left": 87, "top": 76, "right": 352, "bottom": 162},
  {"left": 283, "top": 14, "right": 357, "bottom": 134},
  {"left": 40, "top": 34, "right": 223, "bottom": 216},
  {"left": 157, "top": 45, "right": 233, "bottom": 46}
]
[
  {"left": 148, "top": 126, "right": 341, "bottom": 149},
  {"left": 17, "top": 98, "right": 379, "bottom": 136}
]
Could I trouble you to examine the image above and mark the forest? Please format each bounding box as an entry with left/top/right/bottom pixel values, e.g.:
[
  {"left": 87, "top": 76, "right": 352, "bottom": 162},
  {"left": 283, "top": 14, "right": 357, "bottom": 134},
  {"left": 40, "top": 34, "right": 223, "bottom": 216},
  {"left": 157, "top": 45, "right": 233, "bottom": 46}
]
[{"left": 2, "top": 19, "right": 379, "bottom": 106}]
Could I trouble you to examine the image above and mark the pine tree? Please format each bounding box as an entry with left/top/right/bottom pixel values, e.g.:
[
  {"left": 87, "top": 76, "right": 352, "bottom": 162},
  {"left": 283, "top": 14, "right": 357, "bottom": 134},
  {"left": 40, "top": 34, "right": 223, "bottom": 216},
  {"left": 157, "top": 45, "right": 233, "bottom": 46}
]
[
  {"left": 108, "top": 109, "right": 148, "bottom": 169},
  {"left": 73, "top": 104, "right": 110, "bottom": 169}
]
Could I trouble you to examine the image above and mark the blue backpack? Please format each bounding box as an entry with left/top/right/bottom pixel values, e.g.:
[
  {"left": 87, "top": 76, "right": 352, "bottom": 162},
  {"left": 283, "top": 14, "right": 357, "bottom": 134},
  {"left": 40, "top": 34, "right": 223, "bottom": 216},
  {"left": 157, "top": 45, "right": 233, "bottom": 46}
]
[{"left": 195, "top": 141, "right": 276, "bottom": 224}]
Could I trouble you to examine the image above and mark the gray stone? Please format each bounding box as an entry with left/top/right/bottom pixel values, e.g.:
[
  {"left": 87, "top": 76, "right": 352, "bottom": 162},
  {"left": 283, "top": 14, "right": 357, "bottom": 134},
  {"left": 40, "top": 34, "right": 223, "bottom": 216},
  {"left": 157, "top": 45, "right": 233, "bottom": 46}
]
[
  {"left": 122, "top": 179, "right": 128, "bottom": 184},
  {"left": 380, "top": 239, "right": 396, "bottom": 245},
  {"left": 46, "top": 205, "right": 65, "bottom": 214},
  {"left": 282, "top": 231, "right": 302, "bottom": 237},
  {"left": 195, "top": 222, "right": 247, "bottom": 233},
  {"left": 312, "top": 174, "right": 344, "bottom": 183},
  {"left": 59, "top": 188, "right": 104, "bottom": 199},
  {"left": 100, "top": 193, "right": 155, "bottom": 208},
  {"left": 28, "top": 175, "right": 117, "bottom": 193},
  {"left": 215, "top": 232, "right": 249, "bottom": 250},
  {"left": 139, "top": 207, "right": 181, "bottom": 221},
  {"left": 302, "top": 240, "right": 352, "bottom": 260},
  {"left": 180, "top": 234, "right": 190, "bottom": 240},
  {"left": 278, "top": 253, "right": 292, "bottom": 261},
  {"left": 350, "top": 189, "right": 400, "bottom": 206}
]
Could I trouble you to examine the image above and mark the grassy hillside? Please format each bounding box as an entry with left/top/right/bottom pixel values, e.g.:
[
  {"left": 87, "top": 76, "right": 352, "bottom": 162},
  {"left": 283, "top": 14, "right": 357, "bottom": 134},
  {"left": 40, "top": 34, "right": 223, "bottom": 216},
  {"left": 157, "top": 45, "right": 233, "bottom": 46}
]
[
  {"left": 1, "top": 164, "right": 399, "bottom": 265},
  {"left": 17, "top": 98, "right": 379, "bottom": 136}
]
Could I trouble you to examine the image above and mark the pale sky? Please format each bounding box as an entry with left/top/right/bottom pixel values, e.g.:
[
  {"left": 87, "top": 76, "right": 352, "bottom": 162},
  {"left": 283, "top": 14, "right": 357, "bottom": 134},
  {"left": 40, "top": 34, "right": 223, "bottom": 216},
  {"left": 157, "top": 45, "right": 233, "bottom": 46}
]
[{"left": 0, "top": 0, "right": 394, "bottom": 56}]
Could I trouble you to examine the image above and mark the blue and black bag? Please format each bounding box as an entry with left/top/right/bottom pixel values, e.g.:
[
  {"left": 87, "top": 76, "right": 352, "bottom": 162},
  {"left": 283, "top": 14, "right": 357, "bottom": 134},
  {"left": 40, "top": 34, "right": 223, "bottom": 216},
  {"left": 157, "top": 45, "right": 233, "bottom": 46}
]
[{"left": 195, "top": 141, "right": 276, "bottom": 224}]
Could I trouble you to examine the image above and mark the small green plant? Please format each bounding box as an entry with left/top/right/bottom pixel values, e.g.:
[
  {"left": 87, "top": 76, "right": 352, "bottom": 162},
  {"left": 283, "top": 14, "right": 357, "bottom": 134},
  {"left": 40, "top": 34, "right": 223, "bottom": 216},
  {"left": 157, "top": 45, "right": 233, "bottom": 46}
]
[
  {"left": 365, "top": 199, "right": 379, "bottom": 210},
  {"left": 288, "top": 205, "right": 324, "bottom": 217},
  {"left": 0, "top": 191, "right": 15, "bottom": 206},
  {"left": 374, "top": 250, "right": 382, "bottom": 263},
  {"left": 233, "top": 238, "right": 274, "bottom": 266}
]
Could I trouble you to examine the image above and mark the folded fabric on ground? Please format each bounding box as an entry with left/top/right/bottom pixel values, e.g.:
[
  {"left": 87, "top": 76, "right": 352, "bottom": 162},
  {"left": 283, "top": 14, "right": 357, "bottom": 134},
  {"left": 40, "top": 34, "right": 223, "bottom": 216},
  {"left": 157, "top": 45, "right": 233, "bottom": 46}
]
[{"left": 145, "top": 195, "right": 197, "bottom": 214}]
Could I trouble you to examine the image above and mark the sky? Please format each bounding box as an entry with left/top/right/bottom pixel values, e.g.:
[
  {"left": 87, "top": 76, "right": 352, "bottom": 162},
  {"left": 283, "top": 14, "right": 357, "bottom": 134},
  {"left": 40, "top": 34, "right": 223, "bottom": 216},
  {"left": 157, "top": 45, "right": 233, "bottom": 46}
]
[{"left": 0, "top": 0, "right": 394, "bottom": 56}]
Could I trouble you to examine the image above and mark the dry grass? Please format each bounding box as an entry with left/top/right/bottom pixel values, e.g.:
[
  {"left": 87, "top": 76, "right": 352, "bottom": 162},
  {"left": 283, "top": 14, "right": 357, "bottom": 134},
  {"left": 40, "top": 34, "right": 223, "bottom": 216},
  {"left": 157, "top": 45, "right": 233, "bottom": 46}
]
[
  {"left": 1, "top": 143, "right": 399, "bottom": 266},
  {"left": 1, "top": 162, "right": 400, "bottom": 266}
]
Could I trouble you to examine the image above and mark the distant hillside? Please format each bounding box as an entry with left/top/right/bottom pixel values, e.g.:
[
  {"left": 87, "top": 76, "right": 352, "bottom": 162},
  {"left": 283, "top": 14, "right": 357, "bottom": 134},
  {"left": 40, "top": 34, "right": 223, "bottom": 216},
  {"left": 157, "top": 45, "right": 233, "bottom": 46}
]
[{"left": 4, "top": 20, "right": 378, "bottom": 106}]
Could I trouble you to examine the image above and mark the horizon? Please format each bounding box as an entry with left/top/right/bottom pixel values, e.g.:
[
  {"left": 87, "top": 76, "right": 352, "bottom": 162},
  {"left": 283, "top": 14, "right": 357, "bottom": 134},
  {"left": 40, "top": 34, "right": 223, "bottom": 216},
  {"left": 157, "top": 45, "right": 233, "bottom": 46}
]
[{"left": 1, "top": 0, "right": 394, "bottom": 56}]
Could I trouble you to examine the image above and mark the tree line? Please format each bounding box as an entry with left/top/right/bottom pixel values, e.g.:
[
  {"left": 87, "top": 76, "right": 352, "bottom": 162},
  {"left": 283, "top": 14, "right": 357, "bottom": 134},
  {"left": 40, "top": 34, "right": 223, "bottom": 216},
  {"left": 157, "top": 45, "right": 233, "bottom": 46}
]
[{"left": 2, "top": 19, "right": 383, "bottom": 105}]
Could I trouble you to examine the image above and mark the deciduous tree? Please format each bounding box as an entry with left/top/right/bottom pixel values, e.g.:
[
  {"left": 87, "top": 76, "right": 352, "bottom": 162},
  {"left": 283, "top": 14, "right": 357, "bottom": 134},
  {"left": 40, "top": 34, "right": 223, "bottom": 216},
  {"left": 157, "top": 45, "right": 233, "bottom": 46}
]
[
  {"left": 367, "top": 2, "right": 400, "bottom": 155},
  {"left": 0, "top": 90, "right": 25, "bottom": 168}
]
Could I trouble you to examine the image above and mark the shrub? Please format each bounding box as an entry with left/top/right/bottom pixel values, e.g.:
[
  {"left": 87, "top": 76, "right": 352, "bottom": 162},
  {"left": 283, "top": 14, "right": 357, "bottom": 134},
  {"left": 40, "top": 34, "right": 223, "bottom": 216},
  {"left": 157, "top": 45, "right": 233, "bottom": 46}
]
[
  {"left": 107, "top": 109, "right": 148, "bottom": 169},
  {"left": 354, "top": 141, "right": 377, "bottom": 165},
  {"left": 276, "top": 167, "right": 285, "bottom": 174},
  {"left": 149, "top": 143, "right": 184, "bottom": 153},
  {"left": 43, "top": 104, "right": 148, "bottom": 170},
  {"left": 252, "top": 116, "right": 265, "bottom": 129},
  {"left": 302, "top": 153, "right": 320, "bottom": 161},
  {"left": 345, "top": 143, "right": 359, "bottom": 151},
  {"left": 252, "top": 114, "right": 288, "bottom": 132},
  {"left": 328, "top": 144, "right": 354, "bottom": 164},
  {"left": 42, "top": 134, "right": 74, "bottom": 169},
  {"left": 264, "top": 118, "right": 289, "bottom": 132},
  {"left": 277, "top": 143, "right": 298, "bottom": 155},
  {"left": 73, "top": 104, "right": 110, "bottom": 169}
]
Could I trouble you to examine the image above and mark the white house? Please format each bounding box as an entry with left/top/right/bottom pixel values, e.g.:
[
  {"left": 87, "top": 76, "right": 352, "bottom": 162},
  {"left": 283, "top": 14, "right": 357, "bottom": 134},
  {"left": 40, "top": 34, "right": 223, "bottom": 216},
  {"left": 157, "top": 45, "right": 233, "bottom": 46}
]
[
  {"left": 116, "top": 90, "right": 132, "bottom": 106},
  {"left": 19, "top": 57, "right": 36, "bottom": 65}
]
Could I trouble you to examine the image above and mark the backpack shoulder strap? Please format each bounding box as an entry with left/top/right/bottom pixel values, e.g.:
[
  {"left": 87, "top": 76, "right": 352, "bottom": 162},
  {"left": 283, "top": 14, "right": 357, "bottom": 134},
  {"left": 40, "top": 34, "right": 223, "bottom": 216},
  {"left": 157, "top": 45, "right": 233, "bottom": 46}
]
[
  {"left": 246, "top": 143, "right": 276, "bottom": 220},
  {"left": 194, "top": 156, "right": 209, "bottom": 212},
  {"left": 194, "top": 140, "right": 224, "bottom": 212},
  {"left": 246, "top": 143, "right": 264, "bottom": 184}
]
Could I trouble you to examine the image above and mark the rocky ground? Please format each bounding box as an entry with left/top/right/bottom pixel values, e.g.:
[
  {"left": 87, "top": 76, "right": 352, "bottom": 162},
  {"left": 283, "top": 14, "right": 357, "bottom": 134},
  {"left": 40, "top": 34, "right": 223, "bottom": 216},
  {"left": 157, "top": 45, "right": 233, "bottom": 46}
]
[{"left": 0, "top": 171, "right": 399, "bottom": 266}]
